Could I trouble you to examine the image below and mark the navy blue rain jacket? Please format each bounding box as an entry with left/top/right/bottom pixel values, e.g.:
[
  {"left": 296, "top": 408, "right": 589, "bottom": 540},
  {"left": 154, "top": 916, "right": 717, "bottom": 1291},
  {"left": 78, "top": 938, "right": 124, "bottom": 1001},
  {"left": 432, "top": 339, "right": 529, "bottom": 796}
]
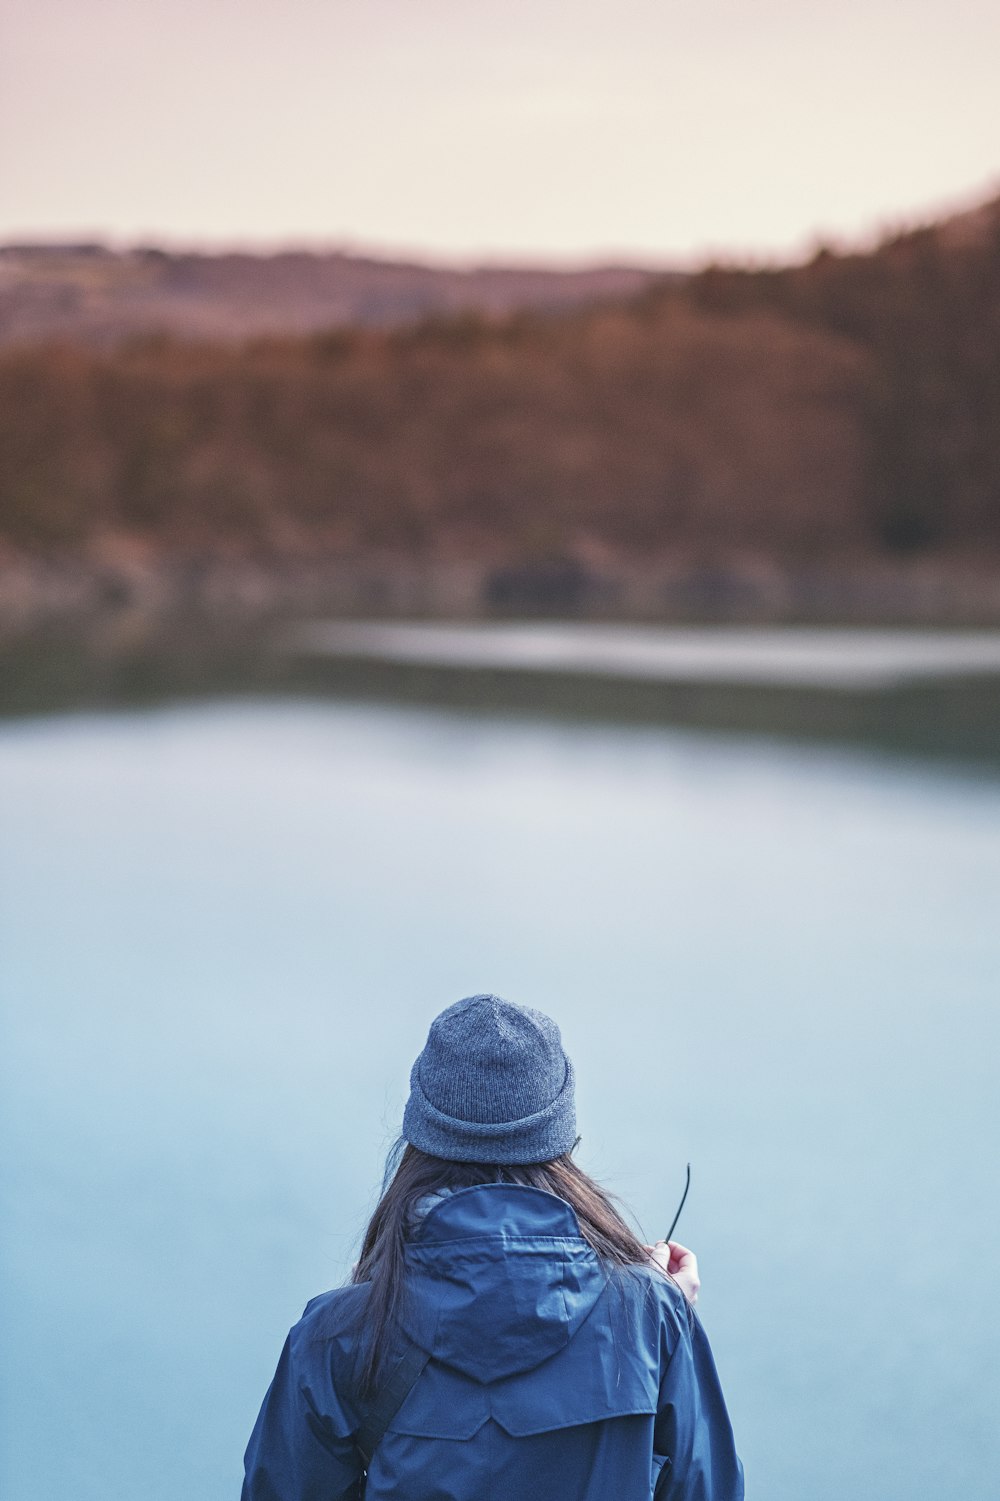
[{"left": 242, "top": 1183, "right": 744, "bottom": 1500}]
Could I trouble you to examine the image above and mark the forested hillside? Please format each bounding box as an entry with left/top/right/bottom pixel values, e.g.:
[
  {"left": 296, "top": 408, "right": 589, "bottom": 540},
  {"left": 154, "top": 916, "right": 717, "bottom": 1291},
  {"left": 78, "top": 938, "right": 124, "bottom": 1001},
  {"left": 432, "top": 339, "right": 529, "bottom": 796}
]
[{"left": 2, "top": 196, "right": 998, "bottom": 620}]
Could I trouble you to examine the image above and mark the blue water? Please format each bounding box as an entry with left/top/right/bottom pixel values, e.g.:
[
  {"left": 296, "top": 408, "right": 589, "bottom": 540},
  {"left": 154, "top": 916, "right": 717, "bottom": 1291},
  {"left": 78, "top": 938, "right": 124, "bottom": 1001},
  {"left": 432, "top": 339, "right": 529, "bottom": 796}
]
[{"left": 2, "top": 697, "right": 998, "bottom": 1501}]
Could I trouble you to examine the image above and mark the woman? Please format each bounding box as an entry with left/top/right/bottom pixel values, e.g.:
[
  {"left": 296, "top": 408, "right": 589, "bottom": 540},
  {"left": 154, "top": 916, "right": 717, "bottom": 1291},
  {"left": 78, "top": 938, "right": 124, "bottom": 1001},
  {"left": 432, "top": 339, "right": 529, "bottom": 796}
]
[{"left": 242, "top": 994, "right": 744, "bottom": 1499}]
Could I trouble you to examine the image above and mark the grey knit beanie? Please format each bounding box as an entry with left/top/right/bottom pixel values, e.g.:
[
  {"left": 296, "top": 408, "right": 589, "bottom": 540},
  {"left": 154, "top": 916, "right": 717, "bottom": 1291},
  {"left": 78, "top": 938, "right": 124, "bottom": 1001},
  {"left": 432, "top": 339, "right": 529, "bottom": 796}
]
[{"left": 402, "top": 993, "right": 577, "bottom": 1164}]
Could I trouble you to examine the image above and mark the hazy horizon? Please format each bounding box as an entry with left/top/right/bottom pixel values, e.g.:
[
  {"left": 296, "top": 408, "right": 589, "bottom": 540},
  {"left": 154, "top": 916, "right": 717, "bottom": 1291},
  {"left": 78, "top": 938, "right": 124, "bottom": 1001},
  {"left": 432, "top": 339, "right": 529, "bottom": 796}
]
[
  {"left": 1, "top": 171, "right": 997, "bottom": 274},
  {"left": 2, "top": 0, "right": 998, "bottom": 265}
]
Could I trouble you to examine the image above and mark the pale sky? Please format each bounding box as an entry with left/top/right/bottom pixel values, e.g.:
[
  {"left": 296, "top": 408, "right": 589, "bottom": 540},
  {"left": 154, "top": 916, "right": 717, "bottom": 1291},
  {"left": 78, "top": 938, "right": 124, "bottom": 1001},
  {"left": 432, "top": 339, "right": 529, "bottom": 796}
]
[{"left": 2, "top": 0, "right": 998, "bottom": 265}]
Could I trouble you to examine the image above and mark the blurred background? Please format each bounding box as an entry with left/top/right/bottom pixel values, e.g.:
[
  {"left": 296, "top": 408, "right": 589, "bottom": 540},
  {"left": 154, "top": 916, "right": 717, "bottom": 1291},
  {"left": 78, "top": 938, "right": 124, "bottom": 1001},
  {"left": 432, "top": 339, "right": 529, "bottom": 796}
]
[{"left": 2, "top": 3, "right": 999, "bottom": 1499}]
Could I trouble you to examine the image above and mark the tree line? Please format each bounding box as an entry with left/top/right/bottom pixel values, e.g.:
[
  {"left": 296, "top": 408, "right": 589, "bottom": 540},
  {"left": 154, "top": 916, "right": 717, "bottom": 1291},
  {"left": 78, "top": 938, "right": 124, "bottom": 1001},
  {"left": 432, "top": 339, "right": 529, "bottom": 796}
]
[{"left": 1, "top": 199, "right": 998, "bottom": 566}]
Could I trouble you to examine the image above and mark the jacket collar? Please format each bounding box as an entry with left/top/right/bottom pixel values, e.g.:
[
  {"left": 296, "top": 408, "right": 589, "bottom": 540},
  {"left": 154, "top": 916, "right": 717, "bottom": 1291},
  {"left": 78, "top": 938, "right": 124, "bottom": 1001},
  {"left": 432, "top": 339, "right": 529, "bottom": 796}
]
[{"left": 409, "top": 1181, "right": 586, "bottom": 1243}]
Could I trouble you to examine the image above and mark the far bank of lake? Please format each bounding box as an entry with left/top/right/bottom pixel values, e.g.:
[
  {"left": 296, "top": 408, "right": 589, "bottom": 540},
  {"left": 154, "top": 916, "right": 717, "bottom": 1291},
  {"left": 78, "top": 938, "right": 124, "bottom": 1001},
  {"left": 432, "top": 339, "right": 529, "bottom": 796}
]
[{"left": 3, "top": 617, "right": 1000, "bottom": 769}]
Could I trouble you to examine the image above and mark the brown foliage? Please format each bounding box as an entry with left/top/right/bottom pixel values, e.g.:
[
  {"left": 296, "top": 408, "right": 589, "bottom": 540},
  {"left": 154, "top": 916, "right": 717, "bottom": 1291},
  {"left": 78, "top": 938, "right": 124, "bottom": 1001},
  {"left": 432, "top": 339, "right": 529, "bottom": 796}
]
[
  {"left": 0, "top": 303, "right": 873, "bottom": 563},
  {"left": 672, "top": 200, "right": 1000, "bottom": 552},
  {"left": 2, "top": 196, "right": 999, "bottom": 565}
]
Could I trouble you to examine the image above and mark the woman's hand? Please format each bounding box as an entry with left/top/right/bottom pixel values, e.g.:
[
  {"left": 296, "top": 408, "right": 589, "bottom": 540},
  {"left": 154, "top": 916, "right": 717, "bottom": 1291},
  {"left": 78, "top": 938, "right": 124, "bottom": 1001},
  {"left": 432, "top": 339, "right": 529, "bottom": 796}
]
[{"left": 648, "top": 1239, "right": 700, "bottom": 1305}]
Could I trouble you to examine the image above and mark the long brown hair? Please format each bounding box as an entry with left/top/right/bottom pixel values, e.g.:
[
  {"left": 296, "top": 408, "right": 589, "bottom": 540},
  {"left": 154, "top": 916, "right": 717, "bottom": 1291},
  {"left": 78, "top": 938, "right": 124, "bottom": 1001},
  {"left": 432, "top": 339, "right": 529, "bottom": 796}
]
[{"left": 350, "top": 1139, "right": 650, "bottom": 1397}]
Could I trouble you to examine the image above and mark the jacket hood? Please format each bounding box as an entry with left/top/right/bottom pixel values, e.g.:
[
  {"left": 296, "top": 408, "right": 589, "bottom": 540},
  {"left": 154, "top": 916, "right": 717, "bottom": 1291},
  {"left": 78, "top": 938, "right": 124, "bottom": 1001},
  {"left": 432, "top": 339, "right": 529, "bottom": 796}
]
[{"left": 398, "top": 1182, "right": 608, "bottom": 1383}]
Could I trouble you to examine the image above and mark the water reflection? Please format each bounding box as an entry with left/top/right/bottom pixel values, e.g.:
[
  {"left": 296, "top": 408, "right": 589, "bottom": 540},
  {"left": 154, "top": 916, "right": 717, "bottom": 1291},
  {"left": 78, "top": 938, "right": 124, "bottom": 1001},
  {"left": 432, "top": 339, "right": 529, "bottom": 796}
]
[{"left": 2, "top": 620, "right": 1000, "bottom": 768}]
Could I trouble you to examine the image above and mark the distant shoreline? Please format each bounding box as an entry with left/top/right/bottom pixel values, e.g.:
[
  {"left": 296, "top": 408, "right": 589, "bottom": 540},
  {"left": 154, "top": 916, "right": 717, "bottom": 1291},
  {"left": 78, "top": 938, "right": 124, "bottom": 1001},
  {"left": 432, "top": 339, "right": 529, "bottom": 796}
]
[
  {"left": 3, "top": 551, "right": 1000, "bottom": 639},
  {"left": 4, "top": 593, "right": 1000, "bottom": 767}
]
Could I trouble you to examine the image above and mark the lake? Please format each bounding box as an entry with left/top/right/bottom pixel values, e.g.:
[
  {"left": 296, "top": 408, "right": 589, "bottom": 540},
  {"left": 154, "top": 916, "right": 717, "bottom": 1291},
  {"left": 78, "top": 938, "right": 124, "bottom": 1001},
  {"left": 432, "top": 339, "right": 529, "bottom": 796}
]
[{"left": 2, "top": 644, "right": 999, "bottom": 1500}]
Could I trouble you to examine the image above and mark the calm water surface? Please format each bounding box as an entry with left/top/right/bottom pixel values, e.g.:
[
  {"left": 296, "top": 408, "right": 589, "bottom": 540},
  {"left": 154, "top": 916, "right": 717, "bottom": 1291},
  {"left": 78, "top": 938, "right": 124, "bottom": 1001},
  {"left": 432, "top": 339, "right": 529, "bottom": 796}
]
[{"left": 2, "top": 696, "right": 998, "bottom": 1501}]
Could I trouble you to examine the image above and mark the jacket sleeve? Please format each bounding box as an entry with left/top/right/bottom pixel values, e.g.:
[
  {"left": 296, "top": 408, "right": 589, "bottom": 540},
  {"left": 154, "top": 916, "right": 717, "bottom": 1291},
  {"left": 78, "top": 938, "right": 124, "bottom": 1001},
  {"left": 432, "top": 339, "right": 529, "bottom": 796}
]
[
  {"left": 653, "top": 1298, "right": 744, "bottom": 1501},
  {"left": 242, "top": 1329, "right": 363, "bottom": 1501}
]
